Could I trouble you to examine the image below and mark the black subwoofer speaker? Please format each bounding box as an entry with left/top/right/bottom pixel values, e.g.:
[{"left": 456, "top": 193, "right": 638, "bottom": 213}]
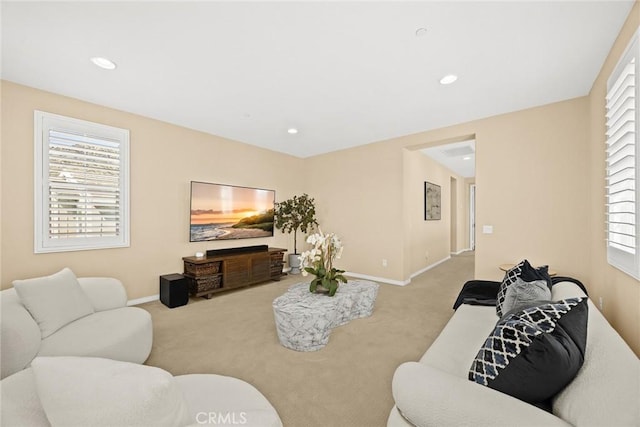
[{"left": 159, "top": 274, "right": 189, "bottom": 308}]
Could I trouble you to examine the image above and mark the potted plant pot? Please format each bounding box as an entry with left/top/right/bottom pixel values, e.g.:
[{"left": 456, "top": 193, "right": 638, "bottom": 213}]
[{"left": 288, "top": 253, "right": 302, "bottom": 275}]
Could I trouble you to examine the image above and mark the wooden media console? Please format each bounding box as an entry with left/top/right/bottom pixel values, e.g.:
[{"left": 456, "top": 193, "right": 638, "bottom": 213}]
[{"left": 182, "top": 247, "right": 286, "bottom": 299}]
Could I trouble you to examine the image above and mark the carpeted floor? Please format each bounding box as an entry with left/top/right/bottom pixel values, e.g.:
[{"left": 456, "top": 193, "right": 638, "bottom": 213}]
[{"left": 140, "top": 251, "right": 474, "bottom": 427}]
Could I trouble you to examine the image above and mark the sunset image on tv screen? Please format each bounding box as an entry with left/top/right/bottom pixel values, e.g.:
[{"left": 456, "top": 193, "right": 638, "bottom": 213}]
[{"left": 190, "top": 182, "right": 275, "bottom": 242}]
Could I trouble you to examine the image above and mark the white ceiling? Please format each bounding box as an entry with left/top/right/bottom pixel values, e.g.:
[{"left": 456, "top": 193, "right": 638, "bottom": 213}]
[
  {"left": 1, "top": 1, "right": 634, "bottom": 158},
  {"left": 421, "top": 139, "right": 476, "bottom": 178}
]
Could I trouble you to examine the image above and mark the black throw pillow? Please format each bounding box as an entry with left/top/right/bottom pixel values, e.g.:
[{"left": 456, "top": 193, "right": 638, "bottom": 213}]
[
  {"left": 469, "top": 297, "right": 588, "bottom": 404},
  {"left": 496, "top": 259, "right": 552, "bottom": 317}
]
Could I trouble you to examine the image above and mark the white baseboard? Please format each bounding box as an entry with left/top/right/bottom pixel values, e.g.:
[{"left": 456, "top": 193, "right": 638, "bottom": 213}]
[
  {"left": 410, "top": 255, "right": 451, "bottom": 279},
  {"left": 130, "top": 255, "right": 457, "bottom": 303},
  {"left": 451, "top": 248, "right": 472, "bottom": 255},
  {"left": 346, "top": 255, "right": 452, "bottom": 287},
  {"left": 127, "top": 294, "right": 159, "bottom": 306},
  {"left": 344, "top": 271, "right": 410, "bottom": 286}
]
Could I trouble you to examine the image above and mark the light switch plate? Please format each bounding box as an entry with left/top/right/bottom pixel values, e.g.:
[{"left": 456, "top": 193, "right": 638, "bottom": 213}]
[{"left": 482, "top": 225, "right": 493, "bottom": 234}]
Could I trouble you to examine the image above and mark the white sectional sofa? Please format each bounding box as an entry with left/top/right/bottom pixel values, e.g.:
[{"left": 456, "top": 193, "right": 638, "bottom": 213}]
[
  {"left": 1, "top": 272, "right": 153, "bottom": 379},
  {"left": 1, "top": 268, "right": 283, "bottom": 426},
  {"left": 388, "top": 280, "right": 640, "bottom": 427}
]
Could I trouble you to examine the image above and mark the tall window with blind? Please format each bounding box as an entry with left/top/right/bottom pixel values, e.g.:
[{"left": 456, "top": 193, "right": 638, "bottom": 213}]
[
  {"left": 34, "top": 111, "right": 130, "bottom": 253},
  {"left": 606, "top": 31, "right": 640, "bottom": 280}
]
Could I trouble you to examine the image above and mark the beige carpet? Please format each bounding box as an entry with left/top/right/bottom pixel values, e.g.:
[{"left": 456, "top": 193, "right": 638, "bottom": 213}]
[{"left": 140, "top": 251, "right": 474, "bottom": 427}]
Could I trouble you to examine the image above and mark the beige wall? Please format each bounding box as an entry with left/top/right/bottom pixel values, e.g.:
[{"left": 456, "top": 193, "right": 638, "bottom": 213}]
[
  {"left": 587, "top": 1, "right": 640, "bottom": 354},
  {"left": 455, "top": 177, "right": 472, "bottom": 254},
  {"left": 1, "top": 82, "right": 305, "bottom": 299},
  {"left": 304, "top": 140, "right": 406, "bottom": 282},
  {"left": 0, "top": 81, "right": 3, "bottom": 286},
  {"left": 305, "top": 96, "right": 590, "bottom": 288},
  {"left": 318, "top": 97, "right": 590, "bottom": 284},
  {"left": 464, "top": 178, "right": 476, "bottom": 251},
  {"left": 402, "top": 148, "right": 468, "bottom": 275},
  {"left": 473, "top": 99, "right": 592, "bottom": 281},
  {"left": 302, "top": 136, "right": 469, "bottom": 284}
]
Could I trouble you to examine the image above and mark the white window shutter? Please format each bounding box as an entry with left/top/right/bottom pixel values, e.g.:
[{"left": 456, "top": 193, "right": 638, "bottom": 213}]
[
  {"left": 35, "top": 111, "right": 130, "bottom": 253},
  {"left": 606, "top": 30, "right": 640, "bottom": 280}
]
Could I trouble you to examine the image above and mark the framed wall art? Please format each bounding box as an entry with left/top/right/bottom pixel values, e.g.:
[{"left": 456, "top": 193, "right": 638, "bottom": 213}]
[{"left": 424, "top": 181, "right": 441, "bottom": 220}]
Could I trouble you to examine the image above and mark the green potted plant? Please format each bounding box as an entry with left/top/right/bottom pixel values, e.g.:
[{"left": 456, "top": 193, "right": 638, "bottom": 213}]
[{"left": 274, "top": 193, "right": 318, "bottom": 274}]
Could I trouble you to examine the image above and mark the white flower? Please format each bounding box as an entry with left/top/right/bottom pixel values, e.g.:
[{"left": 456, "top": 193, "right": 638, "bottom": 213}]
[{"left": 299, "top": 230, "right": 344, "bottom": 273}]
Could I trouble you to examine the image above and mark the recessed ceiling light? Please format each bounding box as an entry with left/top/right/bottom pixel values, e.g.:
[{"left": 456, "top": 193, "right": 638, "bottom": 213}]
[
  {"left": 287, "top": 128, "right": 298, "bottom": 135},
  {"left": 90, "top": 57, "right": 117, "bottom": 70},
  {"left": 463, "top": 156, "right": 471, "bottom": 160},
  {"left": 440, "top": 74, "right": 458, "bottom": 85},
  {"left": 415, "top": 27, "right": 428, "bottom": 37}
]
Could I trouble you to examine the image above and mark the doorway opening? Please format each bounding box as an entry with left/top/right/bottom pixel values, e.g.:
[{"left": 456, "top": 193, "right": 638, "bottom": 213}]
[
  {"left": 470, "top": 184, "right": 476, "bottom": 250},
  {"left": 450, "top": 176, "right": 458, "bottom": 253}
]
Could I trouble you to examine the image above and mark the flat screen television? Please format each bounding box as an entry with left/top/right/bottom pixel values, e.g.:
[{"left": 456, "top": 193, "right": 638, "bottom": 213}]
[{"left": 189, "top": 181, "right": 275, "bottom": 242}]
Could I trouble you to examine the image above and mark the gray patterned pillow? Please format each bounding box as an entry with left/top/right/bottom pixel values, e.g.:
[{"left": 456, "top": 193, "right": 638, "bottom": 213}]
[
  {"left": 502, "top": 278, "right": 551, "bottom": 315},
  {"left": 496, "top": 260, "right": 552, "bottom": 317}
]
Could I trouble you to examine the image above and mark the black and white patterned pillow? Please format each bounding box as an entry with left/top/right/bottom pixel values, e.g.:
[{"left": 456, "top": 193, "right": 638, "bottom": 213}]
[
  {"left": 496, "top": 260, "right": 552, "bottom": 317},
  {"left": 469, "top": 297, "right": 588, "bottom": 404}
]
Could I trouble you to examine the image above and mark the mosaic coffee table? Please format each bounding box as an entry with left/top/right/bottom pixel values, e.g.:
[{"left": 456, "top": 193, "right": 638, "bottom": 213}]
[{"left": 272, "top": 279, "right": 379, "bottom": 351}]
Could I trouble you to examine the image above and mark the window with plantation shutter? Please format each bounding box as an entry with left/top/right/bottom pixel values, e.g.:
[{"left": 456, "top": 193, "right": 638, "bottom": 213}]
[
  {"left": 35, "top": 111, "right": 130, "bottom": 253},
  {"left": 606, "top": 31, "right": 640, "bottom": 280}
]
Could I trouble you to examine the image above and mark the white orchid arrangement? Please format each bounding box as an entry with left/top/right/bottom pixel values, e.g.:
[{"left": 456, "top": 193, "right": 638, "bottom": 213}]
[{"left": 299, "top": 229, "right": 347, "bottom": 296}]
